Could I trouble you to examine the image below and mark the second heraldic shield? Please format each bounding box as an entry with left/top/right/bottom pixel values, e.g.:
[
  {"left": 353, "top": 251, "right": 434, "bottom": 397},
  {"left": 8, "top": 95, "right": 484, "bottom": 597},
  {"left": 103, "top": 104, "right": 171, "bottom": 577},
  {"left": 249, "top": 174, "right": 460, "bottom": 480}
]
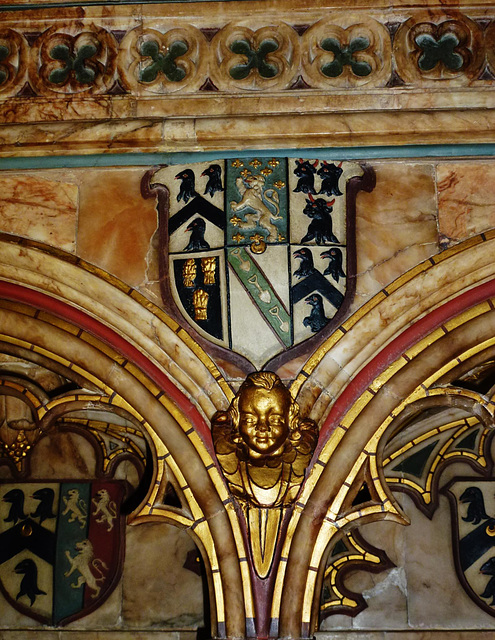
[
  {"left": 0, "top": 480, "right": 125, "bottom": 626},
  {"left": 151, "top": 157, "right": 371, "bottom": 369}
]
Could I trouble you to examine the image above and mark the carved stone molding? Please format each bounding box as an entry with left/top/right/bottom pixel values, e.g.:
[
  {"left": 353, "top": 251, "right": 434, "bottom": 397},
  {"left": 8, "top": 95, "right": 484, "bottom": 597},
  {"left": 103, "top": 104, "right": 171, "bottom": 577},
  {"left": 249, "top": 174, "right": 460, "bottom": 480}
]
[
  {"left": 1, "top": 3, "right": 494, "bottom": 153},
  {"left": 0, "top": 10, "right": 494, "bottom": 100}
]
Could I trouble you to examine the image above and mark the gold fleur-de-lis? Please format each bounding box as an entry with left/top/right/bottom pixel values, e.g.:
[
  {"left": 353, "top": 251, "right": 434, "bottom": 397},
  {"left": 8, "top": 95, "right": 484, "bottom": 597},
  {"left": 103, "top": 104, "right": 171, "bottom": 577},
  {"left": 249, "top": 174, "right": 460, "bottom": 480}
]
[
  {"left": 240, "top": 168, "right": 251, "bottom": 179},
  {"left": 232, "top": 232, "right": 244, "bottom": 243},
  {"left": 268, "top": 158, "right": 280, "bottom": 168},
  {"left": 278, "top": 233, "right": 286, "bottom": 242},
  {"left": 249, "top": 159, "right": 262, "bottom": 169},
  {"left": 230, "top": 215, "right": 243, "bottom": 227},
  {"left": 250, "top": 233, "right": 265, "bottom": 244},
  {"left": 274, "top": 180, "right": 285, "bottom": 189},
  {"left": 231, "top": 159, "right": 243, "bottom": 168},
  {"left": 260, "top": 168, "right": 273, "bottom": 177}
]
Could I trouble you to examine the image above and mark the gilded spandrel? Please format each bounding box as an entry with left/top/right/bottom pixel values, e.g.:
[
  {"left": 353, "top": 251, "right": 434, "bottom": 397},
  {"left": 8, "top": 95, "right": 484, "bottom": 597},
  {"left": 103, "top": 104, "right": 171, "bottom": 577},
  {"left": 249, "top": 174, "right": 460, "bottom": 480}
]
[{"left": 212, "top": 371, "right": 318, "bottom": 508}]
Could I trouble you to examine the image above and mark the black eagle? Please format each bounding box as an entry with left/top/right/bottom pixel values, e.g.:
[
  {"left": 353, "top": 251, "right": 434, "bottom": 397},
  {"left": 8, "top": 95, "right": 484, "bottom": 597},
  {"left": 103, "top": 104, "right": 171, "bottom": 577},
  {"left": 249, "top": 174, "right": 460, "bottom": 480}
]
[
  {"left": 303, "top": 293, "right": 328, "bottom": 333},
  {"left": 460, "top": 486, "right": 489, "bottom": 524},
  {"left": 3, "top": 489, "right": 27, "bottom": 525},
  {"left": 293, "top": 248, "right": 317, "bottom": 279},
  {"left": 31, "top": 487, "right": 56, "bottom": 524},
  {"left": 201, "top": 164, "right": 223, "bottom": 198},
  {"left": 15, "top": 558, "right": 46, "bottom": 606},
  {"left": 321, "top": 247, "right": 345, "bottom": 283}
]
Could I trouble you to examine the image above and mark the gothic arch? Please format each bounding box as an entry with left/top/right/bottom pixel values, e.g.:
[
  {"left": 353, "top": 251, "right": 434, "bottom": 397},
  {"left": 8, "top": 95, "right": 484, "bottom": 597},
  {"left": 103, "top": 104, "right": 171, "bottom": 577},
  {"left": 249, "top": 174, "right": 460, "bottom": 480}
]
[
  {"left": 0, "top": 233, "right": 495, "bottom": 637},
  {"left": 0, "top": 235, "right": 249, "bottom": 638},
  {"left": 278, "top": 232, "right": 495, "bottom": 637}
]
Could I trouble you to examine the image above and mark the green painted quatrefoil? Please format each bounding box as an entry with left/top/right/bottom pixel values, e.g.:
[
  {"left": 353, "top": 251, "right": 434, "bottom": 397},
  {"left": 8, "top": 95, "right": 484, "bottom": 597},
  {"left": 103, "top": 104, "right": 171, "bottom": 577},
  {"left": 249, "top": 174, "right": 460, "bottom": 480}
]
[
  {"left": 415, "top": 32, "right": 464, "bottom": 72},
  {"left": 320, "top": 36, "right": 372, "bottom": 78}
]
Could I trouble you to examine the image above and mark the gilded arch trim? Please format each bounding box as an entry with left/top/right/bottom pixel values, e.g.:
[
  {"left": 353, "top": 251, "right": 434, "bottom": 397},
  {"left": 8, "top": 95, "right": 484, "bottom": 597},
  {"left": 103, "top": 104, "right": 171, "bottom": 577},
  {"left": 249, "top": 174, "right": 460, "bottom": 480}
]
[{"left": 0, "top": 264, "right": 250, "bottom": 637}]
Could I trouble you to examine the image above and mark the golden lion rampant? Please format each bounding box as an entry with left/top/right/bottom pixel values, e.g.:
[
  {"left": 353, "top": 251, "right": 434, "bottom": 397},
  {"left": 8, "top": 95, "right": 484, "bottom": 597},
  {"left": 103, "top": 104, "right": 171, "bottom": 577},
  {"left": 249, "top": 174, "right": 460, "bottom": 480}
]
[{"left": 230, "top": 174, "right": 282, "bottom": 242}]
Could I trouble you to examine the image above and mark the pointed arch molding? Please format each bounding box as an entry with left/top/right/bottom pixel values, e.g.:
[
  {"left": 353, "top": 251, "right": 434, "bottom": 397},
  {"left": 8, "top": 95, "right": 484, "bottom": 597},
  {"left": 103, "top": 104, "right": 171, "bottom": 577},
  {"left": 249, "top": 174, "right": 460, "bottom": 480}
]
[
  {"left": 280, "top": 232, "right": 495, "bottom": 637},
  {"left": 0, "top": 234, "right": 250, "bottom": 639},
  {"left": 0, "top": 233, "right": 494, "bottom": 637}
]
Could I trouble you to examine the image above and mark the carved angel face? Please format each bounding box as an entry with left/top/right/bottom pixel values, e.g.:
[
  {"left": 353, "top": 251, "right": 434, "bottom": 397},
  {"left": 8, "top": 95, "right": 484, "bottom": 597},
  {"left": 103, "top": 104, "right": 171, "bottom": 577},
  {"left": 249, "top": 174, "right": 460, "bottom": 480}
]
[{"left": 238, "top": 386, "right": 291, "bottom": 457}]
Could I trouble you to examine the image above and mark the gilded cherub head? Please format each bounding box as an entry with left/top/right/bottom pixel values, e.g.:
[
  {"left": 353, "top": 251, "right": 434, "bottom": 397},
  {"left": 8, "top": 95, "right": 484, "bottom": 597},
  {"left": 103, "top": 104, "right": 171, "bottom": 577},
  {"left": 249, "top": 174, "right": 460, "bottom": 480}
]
[
  {"left": 231, "top": 372, "right": 301, "bottom": 459},
  {"left": 212, "top": 372, "right": 318, "bottom": 506}
]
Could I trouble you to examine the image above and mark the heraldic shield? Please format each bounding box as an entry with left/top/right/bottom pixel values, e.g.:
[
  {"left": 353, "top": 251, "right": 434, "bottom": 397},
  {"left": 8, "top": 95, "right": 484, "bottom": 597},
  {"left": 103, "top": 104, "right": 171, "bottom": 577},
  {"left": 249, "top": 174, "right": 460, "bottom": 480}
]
[
  {"left": 445, "top": 478, "right": 495, "bottom": 617},
  {"left": 0, "top": 480, "right": 125, "bottom": 625},
  {"left": 151, "top": 157, "right": 369, "bottom": 369}
]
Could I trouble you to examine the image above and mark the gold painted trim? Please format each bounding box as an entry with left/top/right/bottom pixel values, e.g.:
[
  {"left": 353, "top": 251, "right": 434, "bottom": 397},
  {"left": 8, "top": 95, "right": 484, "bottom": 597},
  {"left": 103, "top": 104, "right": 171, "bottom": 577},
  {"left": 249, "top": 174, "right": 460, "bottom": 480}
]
[
  {"left": 271, "top": 509, "right": 302, "bottom": 621},
  {"left": 0, "top": 234, "right": 233, "bottom": 403},
  {"left": 321, "top": 531, "right": 382, "bottom": 611},
  {"left": 314, "top": 299, "right": 495, "bottom": 474},
  {"left": 0, "top": 302, "right": 224, "bottom": 478},
  {"left": 0, "top": 379, "right": 43, "bottom": 410},
  {"left": 383, "top": 417, "right": 479, "bottom": 466},
  {"left": 384, "top": 417, "right": 488, "bottom": 504},
  {"left": 0, "top": 301, "right": 238, "bottom": 635}
]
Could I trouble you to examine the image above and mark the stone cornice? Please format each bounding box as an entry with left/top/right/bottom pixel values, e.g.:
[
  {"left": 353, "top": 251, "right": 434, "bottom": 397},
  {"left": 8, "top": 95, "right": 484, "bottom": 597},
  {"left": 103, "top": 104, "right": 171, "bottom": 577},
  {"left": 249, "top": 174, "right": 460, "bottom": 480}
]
[{"left": 1, "top": 1, "right": 495, "bottom": 154}]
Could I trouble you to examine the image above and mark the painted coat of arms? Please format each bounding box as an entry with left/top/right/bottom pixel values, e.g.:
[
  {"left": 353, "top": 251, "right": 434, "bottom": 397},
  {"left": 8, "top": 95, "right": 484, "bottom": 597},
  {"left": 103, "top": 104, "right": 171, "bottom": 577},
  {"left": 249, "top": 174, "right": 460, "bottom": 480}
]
[
  {"left": 149, "top": 157, "right": 373, "bottom": 369},
  {"left": 445, "top": 478, "right": 495, "bottom": 617},
  {"left": 0, "top": 480, "right": 125, "bottom": 625}
]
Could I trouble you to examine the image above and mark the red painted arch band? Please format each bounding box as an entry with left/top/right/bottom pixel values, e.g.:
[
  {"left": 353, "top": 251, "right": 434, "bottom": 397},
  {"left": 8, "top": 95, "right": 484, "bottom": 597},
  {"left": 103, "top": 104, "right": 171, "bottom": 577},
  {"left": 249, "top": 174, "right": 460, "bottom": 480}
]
[
  {"left": 318, "top": 277, "right": 495, "bottom": 449},
  {"left": 1, "top": 277, "right": 495, "bottom": 461},
  {"left": 0, "top": 281, "right": 214, "bottom": 454}
]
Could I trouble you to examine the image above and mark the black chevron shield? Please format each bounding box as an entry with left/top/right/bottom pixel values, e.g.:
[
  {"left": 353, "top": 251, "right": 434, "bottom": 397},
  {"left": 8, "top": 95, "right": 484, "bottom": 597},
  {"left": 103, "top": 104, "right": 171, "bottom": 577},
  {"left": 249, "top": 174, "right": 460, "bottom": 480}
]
[
  {"left": 445, "top": 478, "right": 495, "bottom": 618},
  {"left": 0, "top": 481, "right": 125, "bottom": 626}
]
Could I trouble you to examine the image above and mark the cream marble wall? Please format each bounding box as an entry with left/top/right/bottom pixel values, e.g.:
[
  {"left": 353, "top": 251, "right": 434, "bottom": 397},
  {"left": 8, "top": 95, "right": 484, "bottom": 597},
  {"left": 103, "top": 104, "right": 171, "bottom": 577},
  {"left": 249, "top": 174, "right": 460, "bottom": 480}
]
[
  {"left": 320, "top": 459, "right": 495, "bottom": 635},
  {"left": 1, "top": 156, "right": 495, "bottom": 637},
  {"left": 2, "top": 157, "right": 495, "bottom": 362}
]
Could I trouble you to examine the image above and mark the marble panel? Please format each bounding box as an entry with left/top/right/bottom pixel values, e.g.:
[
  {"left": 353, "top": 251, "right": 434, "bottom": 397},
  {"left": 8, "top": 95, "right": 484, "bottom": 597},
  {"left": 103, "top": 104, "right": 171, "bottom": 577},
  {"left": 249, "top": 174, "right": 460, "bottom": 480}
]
[
  {"left": 28, "top": 431, "right": 98, "bottom": 479},
  {"left": 0, "top": 174, "right": 77, "bottom": 252},
  {"left": 77, "top": 169, "right": 158, "bottom": 288},
  {"left": 0, "top": 358, "right": 67, "bottom": 392},
  {"left": 437, "top": 162, "right": 495, "bottom": 247},
  {"left": 0, "top": 598, "right": 44, "bottom": 629},
  {"left": 0, "top": 633, "right": 197, "bottom": 639},
  {"left": 321, "top": 475, "right": 495, "bottom": 634},
  {"left": 400, "top": 490, "right": 495, "bottom": 630},
  {"left": 0, "top": 121, "right": 167, "bottom": 157},
  {"left": 317, "top": 634, "right": 495, "bottom": 639},
  {"left": 353, "top": 162, "right": 438, "bottom": 306},
  {"left": 0, "top": 97, "right": 113, "bottom": 124},
  {"left": 0, "top": 241, "right": 229, "bottom": 417},
  {"left": 113, "top": 457, "right": 142, "bottom": 488},
  {"left": 193, "top": 110, "right": 495, "bottom": 151},
  {"left": 135, "top": 226, "right": 162, "bottom": 308},
  {"left": 302, "top": 233, "right": 495, "bottom": 426},
  {"left": 5, "top": 107, "right": 495, "bottom": 158},
  {"left": 318, "top": 633, "right": 378, "bottom": 640},
  {"left": 62, "top": 581, "right": 122, "bottom": 629},
  {"left": 0, "top": 633, "right": 57, "bottom": 638},
  {"left": 122, "top": 522, "right": 204, "bottom": 628},
  {"left": 349, "top": 522, "right": 407, "bottom": 630}
]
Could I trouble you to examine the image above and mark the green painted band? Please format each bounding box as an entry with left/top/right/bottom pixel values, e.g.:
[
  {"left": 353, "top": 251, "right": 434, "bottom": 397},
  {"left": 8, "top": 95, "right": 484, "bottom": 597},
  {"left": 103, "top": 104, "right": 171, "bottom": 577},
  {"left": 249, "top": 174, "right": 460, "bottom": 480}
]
[{"left": 0, "top": 144, "right": 495, "bottom": 170}]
